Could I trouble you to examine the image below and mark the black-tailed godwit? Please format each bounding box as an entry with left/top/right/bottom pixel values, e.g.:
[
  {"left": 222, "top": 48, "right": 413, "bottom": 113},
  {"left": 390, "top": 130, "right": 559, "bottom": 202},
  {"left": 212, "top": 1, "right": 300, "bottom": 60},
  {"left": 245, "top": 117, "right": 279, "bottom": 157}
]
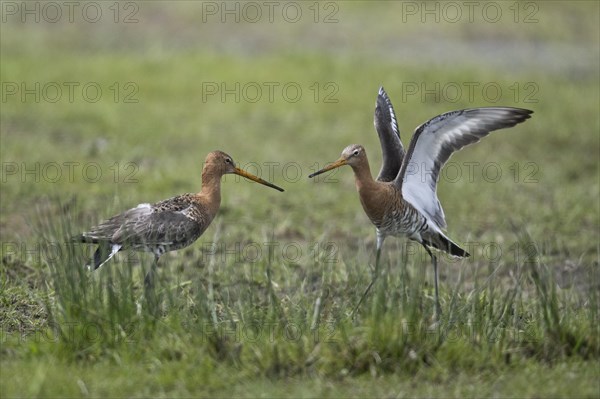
[
  {"left": 76, "top": 150, "right": 283, "bottom": 287},
  {"left": 309, "top": 87, "right": 533, "bottom": 316}
]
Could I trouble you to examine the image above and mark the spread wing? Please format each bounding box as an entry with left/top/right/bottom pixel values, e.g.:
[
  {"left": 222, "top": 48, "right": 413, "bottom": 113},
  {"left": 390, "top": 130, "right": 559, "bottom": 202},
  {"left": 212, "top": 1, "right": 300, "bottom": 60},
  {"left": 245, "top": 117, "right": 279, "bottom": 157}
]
[
  {"left": 374, "top": 87, "right": 405, "bottom": 182},
  {"left": 396, "top": 107, "right": 533, "bottom": 229}
]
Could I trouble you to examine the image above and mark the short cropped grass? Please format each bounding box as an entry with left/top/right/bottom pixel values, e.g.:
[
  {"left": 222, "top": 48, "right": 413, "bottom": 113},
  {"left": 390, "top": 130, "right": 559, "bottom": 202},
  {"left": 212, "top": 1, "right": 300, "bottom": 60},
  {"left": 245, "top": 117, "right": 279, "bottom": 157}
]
[{"left": 1, "top": 2, "right": 599, "bottom": 398}]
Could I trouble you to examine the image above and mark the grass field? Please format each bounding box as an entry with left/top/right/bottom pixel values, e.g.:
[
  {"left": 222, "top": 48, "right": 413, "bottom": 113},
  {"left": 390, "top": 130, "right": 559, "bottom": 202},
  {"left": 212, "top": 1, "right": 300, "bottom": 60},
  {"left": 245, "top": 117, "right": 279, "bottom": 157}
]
[{"left": 1, "top": 1, "right": 599, "bottom": 397}]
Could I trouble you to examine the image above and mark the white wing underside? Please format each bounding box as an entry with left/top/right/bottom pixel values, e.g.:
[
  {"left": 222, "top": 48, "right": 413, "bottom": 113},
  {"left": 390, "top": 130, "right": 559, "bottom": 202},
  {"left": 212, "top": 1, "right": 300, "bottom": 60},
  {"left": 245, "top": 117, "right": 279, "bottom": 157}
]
[{"left": 398, "top": 107, "right": 533, "bottom": 230}]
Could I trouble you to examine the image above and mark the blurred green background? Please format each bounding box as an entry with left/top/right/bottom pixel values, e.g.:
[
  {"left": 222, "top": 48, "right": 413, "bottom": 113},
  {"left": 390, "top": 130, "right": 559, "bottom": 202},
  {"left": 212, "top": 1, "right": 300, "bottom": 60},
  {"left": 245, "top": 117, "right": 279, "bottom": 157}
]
[
  {"left": 2, "top": 2, "right": 598, "bottom": 244},
  {"left": 1, "top": 1, "right": 599, "bottom": 397}
]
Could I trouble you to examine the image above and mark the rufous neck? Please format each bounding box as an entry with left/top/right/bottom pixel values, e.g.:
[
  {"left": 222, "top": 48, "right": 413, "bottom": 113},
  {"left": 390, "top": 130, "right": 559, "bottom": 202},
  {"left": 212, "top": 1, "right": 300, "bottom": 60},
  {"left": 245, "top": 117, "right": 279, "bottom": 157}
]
[
  {"left": 199, "top": 170, "right": 222, "bottom": 206},
  {"left": 350, "top": 158, "right": 376, "bottom": 192}
]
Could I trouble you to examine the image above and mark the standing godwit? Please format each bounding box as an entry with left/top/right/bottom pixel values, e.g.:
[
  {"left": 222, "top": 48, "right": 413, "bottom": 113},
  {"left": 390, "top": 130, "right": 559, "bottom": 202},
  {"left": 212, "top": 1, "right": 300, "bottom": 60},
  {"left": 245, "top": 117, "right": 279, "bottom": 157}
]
[
  {"left": 309, "top": 87, "right": 533, "bottom": 316},
  {"left": 76, "top": 150, "right": 283, "bottom": 287}
]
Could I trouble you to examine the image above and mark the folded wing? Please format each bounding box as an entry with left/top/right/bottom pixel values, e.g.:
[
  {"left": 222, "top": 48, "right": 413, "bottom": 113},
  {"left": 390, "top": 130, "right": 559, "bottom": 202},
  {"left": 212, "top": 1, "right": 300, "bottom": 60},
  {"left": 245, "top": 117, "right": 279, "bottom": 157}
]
[
  {"left": 80, "top": 198, "right": 205, "bottom": 248},
  {"left": 112, "top": 206, "right": 204, "bottom": 248}
]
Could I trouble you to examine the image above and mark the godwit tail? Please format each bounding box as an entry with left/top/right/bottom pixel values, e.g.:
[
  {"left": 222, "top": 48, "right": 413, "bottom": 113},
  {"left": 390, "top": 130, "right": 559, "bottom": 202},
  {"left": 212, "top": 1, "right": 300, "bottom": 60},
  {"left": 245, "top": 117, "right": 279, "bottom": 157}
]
[{"left": 422, "top": 231, "right": 469, "bottom": 258}]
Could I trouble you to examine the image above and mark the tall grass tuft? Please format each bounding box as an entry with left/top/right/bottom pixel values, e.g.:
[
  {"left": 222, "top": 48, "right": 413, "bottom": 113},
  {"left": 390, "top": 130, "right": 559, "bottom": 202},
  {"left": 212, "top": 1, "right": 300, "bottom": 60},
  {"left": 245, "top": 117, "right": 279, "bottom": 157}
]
[
  {"left": 35, "top": 200, "right": 160, "bottom": 360},
  {"left": 513, "top": 226, "right": 599, "bottom": 361},
  {"left": 31, "top": 199, "right": 598, "bottom": 375}
]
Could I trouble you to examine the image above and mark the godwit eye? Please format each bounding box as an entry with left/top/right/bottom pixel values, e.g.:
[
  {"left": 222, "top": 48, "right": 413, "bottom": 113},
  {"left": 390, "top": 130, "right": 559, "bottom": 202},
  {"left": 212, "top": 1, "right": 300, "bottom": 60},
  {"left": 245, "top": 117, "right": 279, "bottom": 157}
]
[
  {"left": 353, "top": 149, "right": 359, "bottom": 156},
  {"left": 225, "top": 158, "right": 232, "bottom": 164}
]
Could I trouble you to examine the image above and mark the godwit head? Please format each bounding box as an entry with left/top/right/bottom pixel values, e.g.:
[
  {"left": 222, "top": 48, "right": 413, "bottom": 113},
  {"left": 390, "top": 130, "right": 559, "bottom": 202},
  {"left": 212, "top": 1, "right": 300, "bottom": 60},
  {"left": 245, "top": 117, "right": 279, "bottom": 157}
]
[
  {"left": 201, "top": 150, "right": 284, "bottom": 192},
  {"left": 309, "top": 144, "right": 379, "bottom": 196},
  {"left": 309, "top": 144, "right": 370, "bottom": 175}
]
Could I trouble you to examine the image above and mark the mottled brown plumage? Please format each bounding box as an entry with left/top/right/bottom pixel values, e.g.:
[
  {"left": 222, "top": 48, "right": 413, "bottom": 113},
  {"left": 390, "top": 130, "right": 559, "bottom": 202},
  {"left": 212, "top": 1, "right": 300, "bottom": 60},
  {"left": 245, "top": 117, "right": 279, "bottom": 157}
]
[
  {"left": 310, "top": 87, "right": 533, "bottom": 316},
  {"left": 76, "top": 151, "right": 283, "bottom": 280}
]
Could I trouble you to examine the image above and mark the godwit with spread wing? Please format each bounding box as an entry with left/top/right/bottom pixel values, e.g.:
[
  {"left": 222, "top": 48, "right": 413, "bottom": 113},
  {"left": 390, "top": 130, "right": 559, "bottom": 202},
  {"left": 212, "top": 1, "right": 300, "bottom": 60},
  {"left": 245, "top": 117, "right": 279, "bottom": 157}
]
[
  {"left": 76, "top": 150, "right": 283, "bottom": 287},
  {"left": 309, "top": 87, "right": 533, "bottom": 316}
]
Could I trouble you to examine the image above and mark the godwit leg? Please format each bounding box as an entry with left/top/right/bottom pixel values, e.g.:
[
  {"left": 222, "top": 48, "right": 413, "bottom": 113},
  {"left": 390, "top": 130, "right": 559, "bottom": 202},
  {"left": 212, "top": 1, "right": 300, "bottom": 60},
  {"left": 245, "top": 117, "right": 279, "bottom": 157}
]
[
  {"left": 143, "top": 254, "right": 160, "bottom": 313},
  {"left": 422, "top": 245, "right": 442, "bottom": 318},
  {"left": 351, "top": 234, "right": 385, "bottom": 318},
  {"left": 144, "top": 254, "right": 159, "bottom": 289}
]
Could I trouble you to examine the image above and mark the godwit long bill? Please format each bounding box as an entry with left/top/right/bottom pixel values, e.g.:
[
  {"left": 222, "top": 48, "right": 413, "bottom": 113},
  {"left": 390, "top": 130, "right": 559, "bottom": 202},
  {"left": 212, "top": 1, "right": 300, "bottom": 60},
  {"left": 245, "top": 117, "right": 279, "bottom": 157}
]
[
  {"left": 76, "top": 150, "right": 283, "bottom": 287},
  {"left": 309, "top": 87, "right": 533, "bottom": 316}
]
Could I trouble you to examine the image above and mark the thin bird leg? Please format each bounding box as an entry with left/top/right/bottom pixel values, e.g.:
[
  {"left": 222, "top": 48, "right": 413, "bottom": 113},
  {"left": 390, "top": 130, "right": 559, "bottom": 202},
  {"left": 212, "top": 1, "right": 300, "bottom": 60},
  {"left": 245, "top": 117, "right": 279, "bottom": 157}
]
[
  {"left": 143, "top": 254, "right": 160, "bottom": 314},
  {"left": 144, "top": 254, "right": 160, "bottom": 289},
  {"left": 351, "top": 234, "right": 384, "bottom": 318},
  {"left": 422, "top": 244, "right": 442, "bottom": 318}
]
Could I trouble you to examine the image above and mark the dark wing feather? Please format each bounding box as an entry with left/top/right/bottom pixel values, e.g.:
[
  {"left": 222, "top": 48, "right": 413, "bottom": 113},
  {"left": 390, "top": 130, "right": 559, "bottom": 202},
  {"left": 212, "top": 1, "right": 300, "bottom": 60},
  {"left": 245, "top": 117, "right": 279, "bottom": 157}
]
[
  {"left": 112, "top": 207, "right": 205, "bottom": 248},
  {"left": 374, "top": 87, "right": 405, "bottom": 182},
  {"left": 80, "top": 194, "right": 207, "bottom": 248},
  {"left": 396, "top": 107, "right": 533, "bottom": 229}
]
